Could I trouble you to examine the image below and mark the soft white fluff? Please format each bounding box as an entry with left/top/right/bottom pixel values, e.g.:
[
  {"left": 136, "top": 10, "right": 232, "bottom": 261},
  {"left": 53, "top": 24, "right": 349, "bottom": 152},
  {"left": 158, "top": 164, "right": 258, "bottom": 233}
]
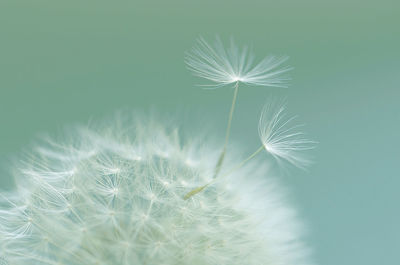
[
  {"left": 259, "top": 99, "right": 315, "bottom": 169},
  {"left": 185, "top": 36, "right": 292, "bottom": 88},
  {"left": 0, "top": 115, "right": 312, "bottom": 265}
]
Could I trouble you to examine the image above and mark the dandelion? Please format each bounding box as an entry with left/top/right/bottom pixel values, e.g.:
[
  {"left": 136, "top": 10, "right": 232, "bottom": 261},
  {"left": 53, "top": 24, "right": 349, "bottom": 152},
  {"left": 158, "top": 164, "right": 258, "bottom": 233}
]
[
  {"left": 185, "top": 36, "right": 292, "bottom": 178},
  {"left": 0, "top": 35, "right": 315, "bottom": 264},
  {"left": 0, "top": 116, "right": 312, "bottom": 265},
  {"left": 258, "top": 99, "right": 315, "bottom": 168}
]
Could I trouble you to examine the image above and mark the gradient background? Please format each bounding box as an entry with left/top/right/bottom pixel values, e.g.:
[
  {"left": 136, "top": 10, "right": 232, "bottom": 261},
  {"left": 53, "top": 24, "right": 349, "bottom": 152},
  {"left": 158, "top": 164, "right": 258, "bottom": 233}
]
[{"left": 0, "top": 0, "right": 399, "bottom": 264}]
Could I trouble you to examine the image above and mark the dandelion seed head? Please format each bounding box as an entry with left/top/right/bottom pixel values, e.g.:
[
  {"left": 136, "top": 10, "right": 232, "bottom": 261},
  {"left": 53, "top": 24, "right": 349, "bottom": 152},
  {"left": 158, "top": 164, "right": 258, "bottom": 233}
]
[{"left": 0, "top": 114, "right": 312, "bottom": 265}]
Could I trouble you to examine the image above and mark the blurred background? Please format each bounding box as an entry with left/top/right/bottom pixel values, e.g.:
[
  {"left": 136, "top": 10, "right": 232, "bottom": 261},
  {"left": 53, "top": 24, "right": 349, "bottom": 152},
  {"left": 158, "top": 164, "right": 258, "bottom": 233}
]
[{"left": 0, "top": 0, "right": 399, "bottom": 264}]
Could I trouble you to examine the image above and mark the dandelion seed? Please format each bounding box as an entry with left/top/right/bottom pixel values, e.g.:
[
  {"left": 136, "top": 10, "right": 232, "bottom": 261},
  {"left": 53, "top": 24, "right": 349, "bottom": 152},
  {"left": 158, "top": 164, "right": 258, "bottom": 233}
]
[{"left": 258, "top": 99, "right": 315, "bottom": 168}]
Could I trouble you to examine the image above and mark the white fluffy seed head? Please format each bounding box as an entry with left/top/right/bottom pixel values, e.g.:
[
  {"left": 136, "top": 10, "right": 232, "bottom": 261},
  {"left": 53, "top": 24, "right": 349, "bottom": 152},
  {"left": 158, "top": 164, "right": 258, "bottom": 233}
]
[
  {"left": 185, "top": 36, "right": 292, "bottom": 88},
  {"left": 0, "top": 114, "right": 312, "bottom": 265},
  {"left": 258, "top": 99, "right": 315, "bottom": 169}
]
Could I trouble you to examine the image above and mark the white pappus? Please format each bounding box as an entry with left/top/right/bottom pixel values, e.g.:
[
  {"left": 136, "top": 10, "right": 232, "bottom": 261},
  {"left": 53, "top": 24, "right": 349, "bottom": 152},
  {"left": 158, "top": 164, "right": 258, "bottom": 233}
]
[
  {"left": 185, "top": 36, "right": 292, "bottom": 88},
  {"left": 258, "top": 99, "right": 316, "bottom": 169}
]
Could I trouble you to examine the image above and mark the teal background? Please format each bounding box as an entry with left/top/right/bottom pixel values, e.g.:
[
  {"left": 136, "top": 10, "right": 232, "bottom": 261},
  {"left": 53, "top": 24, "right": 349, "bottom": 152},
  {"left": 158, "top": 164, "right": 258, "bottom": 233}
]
[{"left": 0, "top": 0, "right": 399, "bottom": 264}]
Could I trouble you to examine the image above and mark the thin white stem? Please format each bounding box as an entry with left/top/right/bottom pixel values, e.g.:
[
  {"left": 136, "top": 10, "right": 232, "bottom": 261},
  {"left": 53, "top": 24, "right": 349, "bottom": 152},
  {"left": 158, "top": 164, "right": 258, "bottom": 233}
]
[
  {"left": 184, "top": 145, "right": 264, "bottom": 200},
  {"left": 219, "top": 145, "right": 264, "bottom": 178},
  {"left": 214, "top": 81, "right": 239, "bottom": 178}
]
